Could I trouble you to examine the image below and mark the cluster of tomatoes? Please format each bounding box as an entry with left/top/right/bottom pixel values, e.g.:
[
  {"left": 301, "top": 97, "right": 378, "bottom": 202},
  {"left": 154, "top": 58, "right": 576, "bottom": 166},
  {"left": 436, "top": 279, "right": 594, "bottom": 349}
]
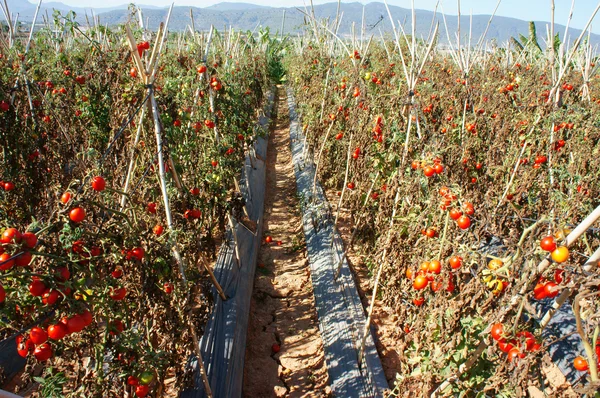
[
  {"left": 406, "top": 257, "right": 458, "bottom": 306},
  {"left": 490, "top": 323, "right": 541, "bottom": 362},
  {"left": 439, "top": 186, "right": 473, "bottom": 230},
  {"left": 412, "top": 157, "right": 444, "bottom": 179},
  {"left": 0, "top": 228, "right": 39, "bottom": 303},
  {"left": 372, "top": 115, "right": 384, "bottom": 142}
]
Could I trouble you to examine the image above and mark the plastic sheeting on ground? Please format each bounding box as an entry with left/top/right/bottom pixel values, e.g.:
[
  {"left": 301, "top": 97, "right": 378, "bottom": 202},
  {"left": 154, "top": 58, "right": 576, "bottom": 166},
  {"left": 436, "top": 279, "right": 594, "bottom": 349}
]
[
  {"left": 181, "top": 89, "right": 274, "bottom": 398},
  {"left": 286, "top": 87, "right": 389, "bottom": 397}
]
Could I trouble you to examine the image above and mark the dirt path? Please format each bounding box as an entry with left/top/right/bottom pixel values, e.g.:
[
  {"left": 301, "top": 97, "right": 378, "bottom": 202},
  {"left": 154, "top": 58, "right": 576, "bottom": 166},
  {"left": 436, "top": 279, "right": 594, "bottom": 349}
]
[{"left": 243, "top": 86, "right": 330, "bottom": 397}]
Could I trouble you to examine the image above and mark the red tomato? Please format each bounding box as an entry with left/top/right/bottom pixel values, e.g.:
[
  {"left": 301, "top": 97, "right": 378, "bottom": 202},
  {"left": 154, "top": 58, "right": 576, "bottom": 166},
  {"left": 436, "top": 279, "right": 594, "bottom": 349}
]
[
  {"left": 69, "top": 207, "right": 86, "bottom": 223},
  {"left": 15, "top": 251, "right": 32, "bottom": 267},
  {"left": 47, "top": 323, "right": 68, "bottom": 340},
  {"left": 91, "top": 176, "right": 106, "bottom": 192},
  {"left": 428, "top": 260, "right": 442, "bottom": 274},
  {"left": 67, "top": 315, "right": 86, "bottom": 333},
  {"left": 0, "top": 284, "right": 4, "bottom": 303},
  {"left": 449, "top": 208, "right": 462, "bottom": 220},
  {"left": 153, "top": 225, "right": 164, "bottom": 236},
  {"left": 29, "top": 279, "right": 46, "bottom": 296},
  {"left": 423, "top": 166, "right": 435, "bottom": 177},
  {"left": 573, "top": 356, "right": 588, "bottom": 371},
  {"left": 34, "top": 343, "right": 53, "bottom": 361},
  {"left": 21, "top": 232, "right": 38, "bottom": 249},
  {"left": 456, "top": 215, "right": 471, "bottom": 230},
  {"left": 0, "top": 253, "right": 15, "bottom": 271},
  {"left": 60, "top": 191, "right": 72, "bottom": 204},
  {"left": 29, "top": 327, "right": 48, "bottom": 345},
  {"left": 110, "top": 287, "right": 127, "bottom": 301},
  {"left": 1, "top": 228, "right": 22, "bottom": 244},
  {"left": 540, "top": 236, "right": 557, "bottom": 252},
  {"left": 449, "top": 256, "right": 463, "bottom": 269},
  {"left": 507, "top": 347, "right": 525, "bottom": 362},
  {"left": 491, "top": 323, "right": 504, "bottom": 341},
  {"left": 16, "top": 335, "right": 33, "bottom": 358},
  {"left": 413, "top": 275, "right": 428, "bottom": 290},
  {"left": 544, "top": 282, "right": 559, "bottom": 298}
]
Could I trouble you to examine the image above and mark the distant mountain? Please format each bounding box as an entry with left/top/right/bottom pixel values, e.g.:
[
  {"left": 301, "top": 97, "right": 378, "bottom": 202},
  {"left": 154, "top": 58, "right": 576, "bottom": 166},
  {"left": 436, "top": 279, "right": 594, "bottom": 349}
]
[
  {"left": 2, "top": 1, "right": 599, "bottom": 46},
  {"left": 206, "top": 2, "right": 270, "bottom": 11}
]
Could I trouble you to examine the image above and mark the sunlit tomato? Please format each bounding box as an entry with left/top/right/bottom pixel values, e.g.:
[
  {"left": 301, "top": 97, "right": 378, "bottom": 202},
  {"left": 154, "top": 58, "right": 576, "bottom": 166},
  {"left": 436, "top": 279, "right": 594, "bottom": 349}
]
[
  {"left": 462, "top": 202, "right": 475, "bottom": 216},
  {"left": 551, "top": 246, "right": 569, "bottom": 263},
  {"left": 449, "top": 256, "right": 463, "bottom": 269},
  {"left": 60, "top": 191, "right": 72, "bottom": 204},
  {"left": 42, "top": 289, "right": 60, "bottom": 305},
  {"left": 433, "top": 164, "right": 444, "bottom": 174},
  {"left": 34, "top": 343, "right": 53, "bottom": 361},
  {"left": 69, "top": 207, "right": 86, "bottom": 223},
  {"left": 130, "top": 68, "right": 138, "bottom": 78},
  {"left": 488, "top": 259, "right": 503, "bottom": 270},
  {"left": 411, "top": 160, "right": 420, "bottom": 170},
  {"left": 405, "top": 269, "right": 414, "bottom": 279},
  {"left": 423, "top": 166, "right": 435, "bottom": 177},
  {"left": 413, "top": 297, "right": 425, "bottom": 306},
  {"left": 498, "top": 339, "right": 515, "bottom": 353},
  {"left": 413, "top": 275, "right": 428, "bottom": 290},
  {"left": 110, "top": 287, "right": 127, "bottom": 301},
  {"left": 540, "top": 236, "right": 557, "bottom": 252},
  {"left": 449, "top": 208, "right": 462, "bottom": 220},
  {"left": 153, "top": 225, "right": 164, "bottom": 236},
  {"left": 29, "top": 327, "right": 48, "bottom": 345},
  {"left": 544, "top": 282, "right": 559, "bottom": 298},
  {"left": 91, "top": 176, "right": 106, "bottom": 191},
  {"left": 425, "top": 228, "right": 437, "bottom": 238},
  {"left": 456, "top": 215, "right": 471, "bottom": 230},
  {"left": 21, "top": 232, "right": 38, "bottom": 249},
  {"left": 507, "top": 347, "right": 525, "bottom": 362},
  {"left": 428, "top": 260, "right": 442, "bottom": 274},
  {"left": 135, "top": 385, "right": 150, "bottom": 397},
  {"left": 0, "top": 253, "right": 15, "bottom": 271},
  {"left": 573, "top": 356, "right": 588, "bottom": 371},
  {"left": 164, "top": 282, "right": 174, "bottom": 294},
  {"left": 491, "top": 323, "right": 504, "bottom": 341},
  {"left": 1, "top": 228, "right": 22, "bottom": 244},
  {"left": 533, "top": 283, "right": 547, "bottom": 300},
  {"left": 47, "top": 323, "right": 68, "bottom": 340},
  {"left": 554, "top": 268, "right": 565, "bottom": 284},
  {"left": 131, "top": 247, "right": 145, "bottom": 261},
  {"left": 16, "top": 335, "right": 33, "bottom": 357}
]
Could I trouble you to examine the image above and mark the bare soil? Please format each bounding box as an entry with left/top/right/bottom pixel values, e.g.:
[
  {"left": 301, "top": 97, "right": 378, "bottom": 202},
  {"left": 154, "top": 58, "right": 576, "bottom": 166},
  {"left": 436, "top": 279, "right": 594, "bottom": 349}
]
[{"left": 243, "top": 87, "right": 330, "bottom": 397}]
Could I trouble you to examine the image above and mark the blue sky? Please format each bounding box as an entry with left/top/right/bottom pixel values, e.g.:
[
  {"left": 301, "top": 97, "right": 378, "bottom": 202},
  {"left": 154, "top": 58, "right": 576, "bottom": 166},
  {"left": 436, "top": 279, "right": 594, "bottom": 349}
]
[{"left": 41, "top": 0, "right": 600, "bottom": 33}]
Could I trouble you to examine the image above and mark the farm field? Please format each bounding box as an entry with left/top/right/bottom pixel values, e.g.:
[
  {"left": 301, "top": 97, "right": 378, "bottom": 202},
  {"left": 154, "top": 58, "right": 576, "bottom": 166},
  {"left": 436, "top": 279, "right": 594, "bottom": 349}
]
[{"left": 0, "top": 1, "right": 600, "bottom": 397}]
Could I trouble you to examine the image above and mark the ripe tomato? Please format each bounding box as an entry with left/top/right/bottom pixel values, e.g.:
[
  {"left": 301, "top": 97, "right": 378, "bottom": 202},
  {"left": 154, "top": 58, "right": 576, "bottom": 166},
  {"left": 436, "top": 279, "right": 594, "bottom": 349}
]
[
  {"left": 127, "top": 375, "right": 140, "bottom": 386},
  {"left": 1, "top": 227, "right": 22, "bottom": 244},
  {"left": 265, "top": 236, "right": 273, "bottom": 244},
  {"left": 130, "top": 68, "right": 138, "bottom": 78},
  {"left": 67, "top": 315, "right": 86, "bottom": 333},
  {"left": 540, "top": 236, "right": 557, "bottom": 252},
  {"left": 554, "top": 268, "right": 565, "bottom": 284},
  {"left": 423, "top": 166, "right": 435, "bottom": 177},
  {"left": 533, "top": 283, "right": 547, "bottom": 300},
  {"left": 411, "top": 160, "right": 420, "bottom": 170},
  {"left": 69, "top": 207, "right": 86, "bottom": 223},
  {"left": 60, "top": 191, "right": 72, "bottom": 204},
  {"left": 449, "top": 256, "right": 463, "bottom": 269},
  {"left": 153, "top": 225, "right": 164, "bottom": 236},
  {"left": 0, "top": 253, "right": 15, "bottom": 271},
  {"left": 91, "top": 176, "right": 106, "bottom": 192},
  {"left": 47, "top": 323, "right": 68, "bottom": 340},
  {"left": 0, "top": 284, "right": 4, "bottom": 303},
  {"left": 462, "top": 202, "right": 475, "bottom": 215},
  {"left": 135, "top": 385, "right": 150, "bottom": 397},
  {"left": 507, "top": 347, "right": 525, "bottom": 362},
  {"left": 21, "top": 232, "right": 38, "bottom": 249},
  {"left": 29, "top": 327, "right": 48, "bottom": 345},
  {"left": 42, "top": 289, "right": 60, "bottom": 305},
  {"left": 544, "top": 282, "right": 559, "bottom": 298},
  {"left": 433, "top": 164, "right": 444, "bottom": 174},
  {"left": 491, "top": 323, "right": 504, "bottom": 341},
  {"left": 190, "top": 187, "right": 200, "bottom": 196},
  {"left": 111, "top": 267, "right": 123, "bottom": 278},
  {"left": 405, "top": 269, "right": 414, "bottom": 279},
  {"left": 425, "top": 228, "right": 437, "bottom": 238},
  {"left": 413, "top": 297, "right": 425, "bottom": 306},
  {"left": 164, "top": 282, "right": 174, "bottom": 294},
  {"left": 15, "top": 251, "right": 32, "bottom": 267},
  {"left": 573, "top": 356, "right": 588, "bottom": 371},
  {"left": 131, "top": 247, "right": 145, "bottom": 261},
  {"left": 413, "top": 275, "right": 428, "bottom": 290},
  {"left": 428, "top": 260, "right": 442, "bottom": 274},
  {"left": 110, "top": 319, "right": 125, "bottom": 335},
  {"left": 272, "top": 343, "right": 281, "bottom": 353},
  {"left": 147, "top": 202, "right": 157, "bottom": 214},
  {"left": 551, "top": 246, "right": 569, "bottom": 263},
  {"left": 29, "top": 279, "right": 46, "bottom": 296},
  {"left": 80, "top": 310, "right": 93, "bottom": 326},
  {"left": 456, "top": 215, "right": 471, "bottom": 230},
  {"left": 347, "top": 182, "right": 355, "bottom": 190},
  {"left": 497, "top": 339, "right": 515, "bottom": 353},
  {"left": 34, "top": 343, "right": 53, "bottom": 361},
  {"left": 16, "top": 335, "right": 33, "bottom": 358},
  {"left": 55, "top": 266, "right": 70, "bottom": 282},
  {"left": 110, "top": 287, "right": 127, "bottom": 301},
  {"left": 449, "top": 208, "right": 462, "bottom": 220}
]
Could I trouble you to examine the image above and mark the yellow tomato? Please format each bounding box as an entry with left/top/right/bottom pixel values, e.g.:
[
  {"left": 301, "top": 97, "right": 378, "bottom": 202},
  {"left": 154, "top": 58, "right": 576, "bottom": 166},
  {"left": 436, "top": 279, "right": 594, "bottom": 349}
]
[
  {"left": 488, "top": 259, "right": 503, "bottom": 270},
  {"left": 551, "top": 246, "right": 569, "bottom": 263}
]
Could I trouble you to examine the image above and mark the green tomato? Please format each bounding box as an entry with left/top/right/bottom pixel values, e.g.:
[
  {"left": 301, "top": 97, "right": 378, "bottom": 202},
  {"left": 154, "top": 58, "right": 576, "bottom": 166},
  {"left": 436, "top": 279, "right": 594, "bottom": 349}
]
[{"left": 139, "top": 371, "right": 154, "bottom": 385}]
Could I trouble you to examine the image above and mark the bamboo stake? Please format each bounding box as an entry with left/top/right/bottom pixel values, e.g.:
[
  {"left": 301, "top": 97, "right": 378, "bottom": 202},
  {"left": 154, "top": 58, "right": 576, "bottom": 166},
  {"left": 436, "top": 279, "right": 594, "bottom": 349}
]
[{"left": 198, "top": 257, "right": 227, "bottom": 301}]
